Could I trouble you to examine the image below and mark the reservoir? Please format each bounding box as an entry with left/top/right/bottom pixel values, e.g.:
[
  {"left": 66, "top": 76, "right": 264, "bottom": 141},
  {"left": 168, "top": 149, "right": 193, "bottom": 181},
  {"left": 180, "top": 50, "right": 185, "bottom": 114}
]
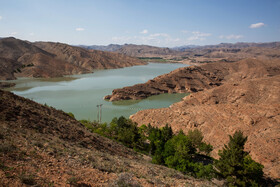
[{"left": 5, "top": 63, "right": 188, "bottom": 123}]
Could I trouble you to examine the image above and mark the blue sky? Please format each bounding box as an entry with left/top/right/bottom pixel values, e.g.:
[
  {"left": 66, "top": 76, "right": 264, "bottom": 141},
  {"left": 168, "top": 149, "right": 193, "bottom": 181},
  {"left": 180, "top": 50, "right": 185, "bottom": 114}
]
[{"left": 0, "top": 0, "right": 279, "bottom": 47}]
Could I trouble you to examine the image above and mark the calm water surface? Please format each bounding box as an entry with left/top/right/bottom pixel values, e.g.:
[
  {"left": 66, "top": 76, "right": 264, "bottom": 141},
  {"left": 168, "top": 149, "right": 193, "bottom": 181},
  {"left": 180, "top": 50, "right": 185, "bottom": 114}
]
[{"left": 6, "top": 63, "right": 188, "bottom": 123}]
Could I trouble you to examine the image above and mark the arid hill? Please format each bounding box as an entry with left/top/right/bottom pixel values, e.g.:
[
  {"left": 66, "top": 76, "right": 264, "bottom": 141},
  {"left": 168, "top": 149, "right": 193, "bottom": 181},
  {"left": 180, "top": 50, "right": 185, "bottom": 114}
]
[
  {"left": 0, "top": 90, "right": 219, "bottom": 186},
  {"left": 78, "top": 44, "right": 123, "bottom": 52},
  {"left": 0, "top": 37, "right": 145, "bottom": 80},
  {"left": 125, "top": 59, "right": 280, "bottom": 180},
  {"left": 130, "top": 75, "right": 280, "bottom": 179},
  {"left": 104, "top": 58, "right": 280, "bottom": 179},
  {"left": 175, "top": 42, "right": 280, "bottom": 51},
  {"left": 115, "top": 44, "right": 179, "bottom": 58},
  {"left": 105, "top": 58, "right": 280, "bottom": 101},
  {"left": 34, "top": 42, "right": 145, "bottom": 70}
]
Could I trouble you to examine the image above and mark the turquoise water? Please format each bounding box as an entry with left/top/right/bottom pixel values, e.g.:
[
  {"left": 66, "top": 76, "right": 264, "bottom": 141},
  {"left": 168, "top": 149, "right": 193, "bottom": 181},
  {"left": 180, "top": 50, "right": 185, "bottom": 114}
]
[{"left": 6, "top": 63, "right": 188, "bottom": 123}]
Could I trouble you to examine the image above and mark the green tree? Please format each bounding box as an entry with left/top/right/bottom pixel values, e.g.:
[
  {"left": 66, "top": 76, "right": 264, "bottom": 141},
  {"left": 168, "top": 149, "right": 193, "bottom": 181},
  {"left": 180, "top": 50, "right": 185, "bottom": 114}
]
[
  {"left": 187, "top": 129, "right": 213, "bottom": 155},
  {"left": 163, "top": 130, "right": 196, "bottom": 172},
  {"left": 215, "top": 131, "right": 264, "bottom": 186},
  {"left": 161, "top": 124, "right": 173, "bottom": 143}
]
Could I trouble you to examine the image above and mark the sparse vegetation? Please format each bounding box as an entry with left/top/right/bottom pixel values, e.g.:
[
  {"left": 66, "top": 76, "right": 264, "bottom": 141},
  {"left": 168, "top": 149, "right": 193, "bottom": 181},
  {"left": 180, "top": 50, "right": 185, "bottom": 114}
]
[
  {"left": 81, "top": 117, "right": 265, "bottom": 184},
  {"left": 67, "top": 112, "right": 75, "bottom": 119},
  {"left": 0, "top": 89, "right": 270, "bottom": 186},
  {"left": 67, "top": 176, "right": 81, "bottom": 186},
  {"left": 19, "top": 172, "right": 37, "bottom": 185},
  {"left": 81, "top": 117, "right": 214, "bottom": 179},
  {"left": 138, "top": 57, "right": 171, "bottom": 62},
  {"left": 112, "top": 172, "right": 141, "bottom": 187}
]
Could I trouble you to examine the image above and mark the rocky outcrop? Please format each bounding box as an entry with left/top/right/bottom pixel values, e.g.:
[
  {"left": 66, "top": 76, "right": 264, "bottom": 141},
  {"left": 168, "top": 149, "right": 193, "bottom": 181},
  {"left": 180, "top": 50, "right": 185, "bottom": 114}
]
[
  {"left": 129, "top": 59, "right": 280, "bottom": 179},
  {"left": 105, "top": 58, "right": 280, "bottom": 101},
  {"left": 0, "top": 37, "right": 146, "bottom": 80}
]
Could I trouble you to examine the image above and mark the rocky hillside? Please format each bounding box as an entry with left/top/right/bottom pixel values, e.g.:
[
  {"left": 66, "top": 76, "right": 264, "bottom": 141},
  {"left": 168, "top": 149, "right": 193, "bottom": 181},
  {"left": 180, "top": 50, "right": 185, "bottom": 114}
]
[
  {"left": 0, "top": 37, "right": 145, "bottom": 80},
  {"left": 105, "top": 58, "right": 280, "bottom": 101},
  {"left": 127, "top": 59, "right": 280, "bottom": 180},
  {"left": 34, "top": 42, "right": 145, "bottom": 70},
  {"left": 0, "top": 90, "right": 219, "bottom": 186}
]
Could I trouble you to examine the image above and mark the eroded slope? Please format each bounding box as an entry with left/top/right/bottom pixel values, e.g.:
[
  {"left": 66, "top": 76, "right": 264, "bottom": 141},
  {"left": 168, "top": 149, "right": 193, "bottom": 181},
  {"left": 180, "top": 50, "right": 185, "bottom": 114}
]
[{"left": 130, "top": 75, "right": 280, "bottom": 179}]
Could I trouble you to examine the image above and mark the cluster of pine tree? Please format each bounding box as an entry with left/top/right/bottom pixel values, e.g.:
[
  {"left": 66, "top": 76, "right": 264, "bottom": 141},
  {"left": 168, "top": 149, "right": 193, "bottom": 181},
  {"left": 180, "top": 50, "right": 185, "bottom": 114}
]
[{"left": 80, "top": 116, "right": 264, "bottom": 186}]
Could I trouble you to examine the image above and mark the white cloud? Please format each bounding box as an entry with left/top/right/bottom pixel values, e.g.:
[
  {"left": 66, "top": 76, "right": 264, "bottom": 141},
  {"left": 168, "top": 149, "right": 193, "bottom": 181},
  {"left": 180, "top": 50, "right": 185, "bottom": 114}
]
[
  {"left": 140, "top": 29, "right": 148, "bottom": 34},
  {"left": 188, "top": 31, "right": 211, "bottom": 41},
  {"left": 181, "top": 30, "right": 189, "bottom": 34},
  {"left": 10, "top": 32, "right": 18, "bottom": 35},
  {"left": 249, "top": 22, "right": 265, "bottom": 29},
  {"left": 219, "top": 34, "right": 243, "bottom": 39},
  {"left": 150, "top": 33, "right": 169, "bottom": 37},
  {"left": 192, "top": 31, "right": 211, "bottom": 37},
  {"left": 0, "top": 16, "right": 2, "bottom": 20},
  {"left": 76, "top": 28, "right": 85, "bottom": 31}
]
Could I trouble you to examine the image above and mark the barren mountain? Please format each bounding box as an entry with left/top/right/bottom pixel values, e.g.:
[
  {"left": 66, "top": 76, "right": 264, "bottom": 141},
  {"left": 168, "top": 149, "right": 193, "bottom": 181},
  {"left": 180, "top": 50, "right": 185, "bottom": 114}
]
[
  {"left": 35, "top": 42, "right": 145, "bottom": 70},
  {"left": 78, "top": 44, "right": 123, "bottom": 51},
  {"left": 175, "top": 42, "right": 280, "bottom": 51},
  {"left": 78, "top": 42, "right": 280, "bottom": 64},
  {"left": 104, "top": 58, "right": 280, "bottom": 179},
  {"left": 0, "top": 90, "right": 218, "bottom": 186},
  {"left": 120, "top": 58, "right": 280, "bottom": 180},
  {"left": 115, "top": 44, "right": 179, "bottom": 57},
  {"left": 130, "top": 75, "right": 280, "bottom": 180},
  {"left": 0, "top": 37, "right": 145, "bottom": 80},
  {"left": 105, "top": 58, "right": 280, "bottom": 101}
]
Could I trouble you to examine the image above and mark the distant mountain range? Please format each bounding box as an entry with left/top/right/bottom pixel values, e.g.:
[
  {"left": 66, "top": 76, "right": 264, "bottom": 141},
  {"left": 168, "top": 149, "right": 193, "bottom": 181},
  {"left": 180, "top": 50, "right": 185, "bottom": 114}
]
[
  {"left": 79, "top": 42, "right": 280, "bottom": 57},
  {"left": 77, "top": 44, "right": 123, "bottom": 51},
  {"left": 1, "top": 37, "right": 279, "bottom": 81}
]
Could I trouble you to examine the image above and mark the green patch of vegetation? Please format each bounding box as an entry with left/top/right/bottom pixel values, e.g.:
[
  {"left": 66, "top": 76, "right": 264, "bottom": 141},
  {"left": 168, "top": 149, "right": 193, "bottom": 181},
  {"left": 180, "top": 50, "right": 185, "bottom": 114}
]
[
  {"left": 138, "top": 57, "right": 163, "bottom": 60},
  {"left": 113, "top": 173, "right": 141, "bottom": 187},
  {"left": 80, "top": 117, "right": 264, "bottom": 184},
  {"left": 67, "top": 176, "right": 81, "bottom": 186},
  {"left": 67, "top": 112, "right": 75, "bottom": 119},
  {"left": 0, "top": 142, "right": 17, "bottom": 154},
  {"left": 0, "top": 161, "right": 9, "bottom": 171},
  {"left": 13, "top": 63, "right": 35, "bottom": 73}
]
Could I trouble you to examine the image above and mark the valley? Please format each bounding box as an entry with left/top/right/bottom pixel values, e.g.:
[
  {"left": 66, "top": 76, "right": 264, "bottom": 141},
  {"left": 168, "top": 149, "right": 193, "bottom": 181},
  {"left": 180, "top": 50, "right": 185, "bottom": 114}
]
[{"left": 1, "top": 37, "right": 280, "bottom": 185}]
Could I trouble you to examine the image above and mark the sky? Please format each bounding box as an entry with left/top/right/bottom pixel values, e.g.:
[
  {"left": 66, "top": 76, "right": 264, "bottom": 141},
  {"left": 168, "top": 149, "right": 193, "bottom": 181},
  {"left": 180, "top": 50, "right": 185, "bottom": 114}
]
[{"left": 0, "top": 0, "right": 280, "bottom": 47}]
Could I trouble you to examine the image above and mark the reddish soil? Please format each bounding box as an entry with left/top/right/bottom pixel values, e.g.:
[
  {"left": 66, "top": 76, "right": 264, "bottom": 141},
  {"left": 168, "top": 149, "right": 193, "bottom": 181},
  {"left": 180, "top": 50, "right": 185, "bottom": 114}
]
[{"left": 129, "top": 59, "right": 280, "bottom": 180}]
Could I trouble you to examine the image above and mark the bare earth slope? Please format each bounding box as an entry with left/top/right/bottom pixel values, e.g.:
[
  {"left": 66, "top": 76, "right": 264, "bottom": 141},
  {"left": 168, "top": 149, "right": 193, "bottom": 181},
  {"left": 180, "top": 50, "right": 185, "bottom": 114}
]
[
  {"left": 0, "top": 37, "right": 145, "bottom": 80},
  {"left": 105, "top": 58, "right": 280, "bottom": 101},
  {"left": 0, "top": 90, "right": 217, "bottom": 186},
  {"left": 34, "top": 42, "right": 145, "bottom": 70},
  {"left": 129, "top": 60, "right": 280, "bottom": 179}
]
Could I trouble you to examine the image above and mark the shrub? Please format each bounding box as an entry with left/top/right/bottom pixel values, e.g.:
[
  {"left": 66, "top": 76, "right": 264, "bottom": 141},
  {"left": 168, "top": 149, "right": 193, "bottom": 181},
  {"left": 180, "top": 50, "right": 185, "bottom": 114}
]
[
  {"left": 67, "top": 112, "right": 75, "bottom": 119},
  {"left": 19, "top": 173, "right": 36, "bottom": 185}
]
